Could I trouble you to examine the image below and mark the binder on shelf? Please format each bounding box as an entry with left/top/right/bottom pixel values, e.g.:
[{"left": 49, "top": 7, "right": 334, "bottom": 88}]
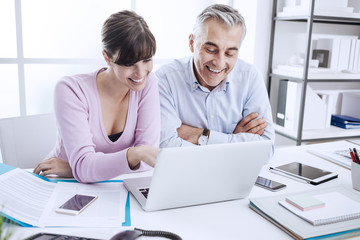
[
  {"left": 358, "top": 40, "right": 360, "bottom": 72},
  {"left": 331, "top": 115, "right": 360, "bottom": 124},
  {"left": 331, "top": 120, "right": 360, "bottom": 129},
  {"left": 338, "top": 38, "right": 352, "bottom": 71},
  {"left": 276, "top": 80, "right": 330, "bottom": 131},
  {"left": 276, "top": 79, "right": 287, "bottom": 126},
  {"left": 284, "top": 80, "right": 301, "bottom": 130},
  {"left": 354, "top": 40, "right": 360, "bottom": 72},
  {"left": 316, "top": 38, "right": 341, "bottom": 70},
  {"left": 349, "top": 39, "right": 357, "bottom": 71},
  {"left": 331, "top": 114, "right": 360, "bottom": 129},
  {"left": 249, "top": 185, "right": 360, "bottom": 240},
  {"left": 318, "top": 93, "right": 334, "bottom": 128}
]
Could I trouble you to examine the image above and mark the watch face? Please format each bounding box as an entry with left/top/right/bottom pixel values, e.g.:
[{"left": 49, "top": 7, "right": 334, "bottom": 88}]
[{"left": 198, "top": 135, "right": 208, "bottom": 145}]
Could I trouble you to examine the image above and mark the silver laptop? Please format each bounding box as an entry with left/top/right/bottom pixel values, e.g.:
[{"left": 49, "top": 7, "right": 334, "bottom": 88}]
[{"left": 123, "top": 140, "right": 272, "bottom": 211}]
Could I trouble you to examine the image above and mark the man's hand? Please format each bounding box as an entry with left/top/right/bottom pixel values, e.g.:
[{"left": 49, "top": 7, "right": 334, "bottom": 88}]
[
  {"left": 177, "top": 124, "right": 203, "bottom": 145},
  {"left": 233, "top": 112, "right": 267, "bottom": 136}
]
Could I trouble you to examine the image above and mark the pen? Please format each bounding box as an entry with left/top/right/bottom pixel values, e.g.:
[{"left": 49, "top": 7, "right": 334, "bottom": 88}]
[
  {"left": 353, "top": 148, "right": 360, "bottom": 164},
  {"left": 349, "top": 148, "right": 357, "bottom": 163}
]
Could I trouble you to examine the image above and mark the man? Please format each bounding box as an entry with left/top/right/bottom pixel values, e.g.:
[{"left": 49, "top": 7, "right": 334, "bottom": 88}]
[{"left": 156, "top": 4, "right": 274, "bottom": 156}]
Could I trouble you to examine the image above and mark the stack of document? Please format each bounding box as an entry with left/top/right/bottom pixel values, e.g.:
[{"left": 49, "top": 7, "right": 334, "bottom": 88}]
[
  {"left": 279, "top": 191, "right": 360, "bottom": 226},
  {"left": 249, "top": 186, "right": 360, "bottom": 240}
]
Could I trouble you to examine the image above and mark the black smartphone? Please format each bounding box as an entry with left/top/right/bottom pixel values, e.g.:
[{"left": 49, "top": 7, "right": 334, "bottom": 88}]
[{"left": 255, "top": 176, "right": 286, "bottom": 191}]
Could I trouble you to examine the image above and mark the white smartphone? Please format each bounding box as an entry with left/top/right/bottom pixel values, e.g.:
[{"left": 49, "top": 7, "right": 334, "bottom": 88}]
[
  {"left": 269, "top": 162, "right": 338, "bottom": 185},
  {"left": 255, "top": 176, "right": 286, "bottom": 191},
  {"left": 55, "top": 194, "right": 98, "bottom": 215}
]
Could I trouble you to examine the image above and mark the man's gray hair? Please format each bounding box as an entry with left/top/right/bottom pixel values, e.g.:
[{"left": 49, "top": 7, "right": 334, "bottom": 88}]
[{"left": 193, "top": 4, "right": 246, "bottom": 42}]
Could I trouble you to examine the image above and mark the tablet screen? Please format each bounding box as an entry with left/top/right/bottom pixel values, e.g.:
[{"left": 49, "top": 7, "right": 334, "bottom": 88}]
[{"left": 275, "top": 162, "right": 332, "bottom": 180}]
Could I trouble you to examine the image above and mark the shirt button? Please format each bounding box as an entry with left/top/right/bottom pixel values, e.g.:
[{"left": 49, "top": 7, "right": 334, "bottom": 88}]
[
  {"left": 193, "top": 84, "right": 197, "bottom": 88},
  {"left": 211, "top": 115, "right": 215, "bottom": 118}
]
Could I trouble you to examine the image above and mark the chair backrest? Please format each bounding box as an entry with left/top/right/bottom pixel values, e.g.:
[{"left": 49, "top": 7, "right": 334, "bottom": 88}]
[{"left": 0, "top": 114, "right": 57, "bottom": 168}]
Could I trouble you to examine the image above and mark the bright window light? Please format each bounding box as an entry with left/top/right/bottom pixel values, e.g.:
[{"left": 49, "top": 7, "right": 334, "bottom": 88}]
[
  {"left": 0, "top": 65, "right": 20, "bottom": 118},
  {"left": 21, "top": 0, "right": 131, "bottom": 59},
  {"left": 0, "top": 0, "right": 17, "bottom": 57},
  {"left": 233, "top": 0, "right": 258, "bottom": 64}
]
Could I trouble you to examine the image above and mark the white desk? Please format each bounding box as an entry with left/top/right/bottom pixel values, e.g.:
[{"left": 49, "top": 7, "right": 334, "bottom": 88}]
[{"left": 6, "top": 140, "right": 360, "bottom": 240}]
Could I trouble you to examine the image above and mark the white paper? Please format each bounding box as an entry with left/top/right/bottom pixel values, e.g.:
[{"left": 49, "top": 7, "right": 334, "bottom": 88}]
[
  {"left": 0, "top": 169, "right": 55, "bottom": 226},
  {"left": 348, "top": 139, "right": 360, "bottom": 146},
  {"left": 279, "top": 192, "right": 360, "bottom": 225},
  {"left": 39, "top": 181, "right": 127, "bottom": 227},
  {"left": 308, "top": 148, "right": 352, "bottom": 169}
]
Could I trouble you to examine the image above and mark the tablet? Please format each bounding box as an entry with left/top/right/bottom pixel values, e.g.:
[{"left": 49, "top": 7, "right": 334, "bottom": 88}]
[{"left": 269, "top": 162, "right": 338, "bottom": 185}]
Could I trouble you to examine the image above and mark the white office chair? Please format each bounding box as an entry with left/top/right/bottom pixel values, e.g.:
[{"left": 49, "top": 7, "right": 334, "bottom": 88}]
[{"left": 0, "top": 113, "right": 57, "bottom": 168}]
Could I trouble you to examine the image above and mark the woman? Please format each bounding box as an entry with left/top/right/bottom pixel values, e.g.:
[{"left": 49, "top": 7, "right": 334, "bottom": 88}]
[{"left": 33, "top": 10, "right": 160, "bottom": 183}]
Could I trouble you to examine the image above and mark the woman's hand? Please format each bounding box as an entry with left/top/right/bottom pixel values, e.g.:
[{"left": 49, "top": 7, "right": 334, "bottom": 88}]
[
  {"left": 33, "top": 157, "right": 74, "bottom": 178},
  {"left": 127, "top": 146, "right": 159, "bottom": 169}
]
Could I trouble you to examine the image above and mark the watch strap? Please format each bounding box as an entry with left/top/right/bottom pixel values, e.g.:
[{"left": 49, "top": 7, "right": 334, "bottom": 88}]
[{"left": 202, "top": 128, "right": 209, "bottom": 137}]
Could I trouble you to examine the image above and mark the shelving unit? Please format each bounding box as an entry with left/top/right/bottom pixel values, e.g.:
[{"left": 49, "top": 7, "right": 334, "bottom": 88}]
[{"left": 267, "top": 0, "right": 360, "bottom": 145}]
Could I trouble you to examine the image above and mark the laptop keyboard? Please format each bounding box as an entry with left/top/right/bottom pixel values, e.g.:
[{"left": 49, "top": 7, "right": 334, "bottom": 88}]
[{"left": 138, "top": 188, "right": 149, "bottom": 198}]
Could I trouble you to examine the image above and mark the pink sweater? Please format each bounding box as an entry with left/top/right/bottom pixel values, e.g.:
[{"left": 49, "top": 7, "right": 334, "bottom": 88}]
[{"left": 48, "top": 69, "right": 160, "bottom": 183}]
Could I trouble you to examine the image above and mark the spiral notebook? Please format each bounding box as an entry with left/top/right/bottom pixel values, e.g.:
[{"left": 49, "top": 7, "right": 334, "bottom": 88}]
[{"left": 279, "top": 191, "right": 360, "bottom": 226}]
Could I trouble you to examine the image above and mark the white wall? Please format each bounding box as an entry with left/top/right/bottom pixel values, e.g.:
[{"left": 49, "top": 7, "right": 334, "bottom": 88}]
[
  {"left": 253, "top": 1, "right": 273, "bottom": 82},
  {"left": 234, "top": 0, "right": 273, "bottom": 82}
]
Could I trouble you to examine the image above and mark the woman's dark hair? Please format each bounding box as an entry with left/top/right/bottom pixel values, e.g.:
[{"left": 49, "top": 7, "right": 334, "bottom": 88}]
[{"left": 102, "top": 10, "right": 156, "bottom": 65}]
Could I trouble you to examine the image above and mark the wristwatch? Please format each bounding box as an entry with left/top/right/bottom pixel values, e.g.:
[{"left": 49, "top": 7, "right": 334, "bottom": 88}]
[{"left": 198, "top": 128, "right": 210, "bottom": 146}]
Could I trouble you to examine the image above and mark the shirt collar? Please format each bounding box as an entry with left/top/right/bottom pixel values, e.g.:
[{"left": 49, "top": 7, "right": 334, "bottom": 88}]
[{"left": 188, "top": 57, "right": 200, "bottom": 92}]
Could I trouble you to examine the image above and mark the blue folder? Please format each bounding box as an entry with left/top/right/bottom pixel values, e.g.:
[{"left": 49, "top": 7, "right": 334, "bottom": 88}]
[
  {"left": 331, "top": 115, "right": 360, "bottom": 129},
  {"left": 331, "top": 115, "right": 360, "bottom": 124}
]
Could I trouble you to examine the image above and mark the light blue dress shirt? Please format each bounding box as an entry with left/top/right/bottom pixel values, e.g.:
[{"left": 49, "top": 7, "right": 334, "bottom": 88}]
[{"left": 156, "top": 56, "right": 274, "bottom": 157}]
